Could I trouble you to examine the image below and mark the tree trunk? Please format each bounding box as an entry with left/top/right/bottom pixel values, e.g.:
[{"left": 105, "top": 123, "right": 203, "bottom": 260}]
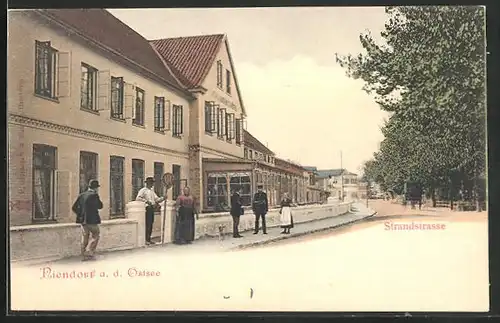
[
  {"left": 431, "top": 187, "right": 436, "bottom": 207},
  {"left": 473, "top": 161, "right": 481, "bottom": 212}
]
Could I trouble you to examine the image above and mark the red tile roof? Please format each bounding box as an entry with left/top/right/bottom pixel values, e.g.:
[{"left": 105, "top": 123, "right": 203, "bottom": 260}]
[
  {"left": 244, "top": 130, "right": 274, "bottom": 156},
  {"left": 150, "top": 34, "right": 225, "bottom": 88},
  {"left": 35, "top": 9, "right": 188, "bottom": 95}
]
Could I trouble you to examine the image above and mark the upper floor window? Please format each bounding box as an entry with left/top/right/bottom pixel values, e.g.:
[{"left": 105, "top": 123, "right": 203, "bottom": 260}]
[
  {"left": 216, "top": 60, "right": 223, "bottom": 89},
  {"left": 34, "top": 41, "right": 58, "bottom": 99},
  {"left": 244, "top": 148, "right": 248, "bottom": 159},
  {"left": 226, "top": 69, "right": 231, "bottom": 94},
  {"left": 111, "top": 76, "right": 124, "bottom": 119},
  {"left": 133, "top": 87, "right": 145, "bottom": 126},
  {"left": 154, "top": 96, "right": 166, "bottom": 132},
  {"left": 172, "top": 104, "right": 183, "bottom": 137},
  {"left": 205, "top": 101, "right": 217, "bottom": 134},
  {"left": 225, "top": 113, "right": 235, "bottom": 141},
  {"left": 81, "top": 63, "right": 98, "bottom": 111},
  {"left": 217, "top": 108, "right": 227, "bottom": 139},
  {"left": 235, "top": 118, "right": 242, "bottom": 145},
  {"left": 249, "top": 150, "right": 253, "bottom": 159}
]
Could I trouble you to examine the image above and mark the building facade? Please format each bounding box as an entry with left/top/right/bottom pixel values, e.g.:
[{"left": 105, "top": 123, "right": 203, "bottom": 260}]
[
  {"left": 8, "top": 9, "right": 193, "bottom": 227},
  {"left": 8, "top": 9, "right": 329, "bottom": 232},
  {"left": 151, "top": 34, "right": 246, "bottom": 212},
  {"left": 316, "top": 169, "right": 360, "bottom": 201}
]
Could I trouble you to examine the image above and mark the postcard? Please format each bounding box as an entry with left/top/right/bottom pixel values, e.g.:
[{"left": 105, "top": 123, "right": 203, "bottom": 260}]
[{"left": 8, "top": 6, "right": 489, "bottom": 313}]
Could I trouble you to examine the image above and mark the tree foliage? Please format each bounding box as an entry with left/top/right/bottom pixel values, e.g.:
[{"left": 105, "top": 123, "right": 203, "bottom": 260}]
[{"left": 337, "top": 6, "right": 486, "bottom": 205}]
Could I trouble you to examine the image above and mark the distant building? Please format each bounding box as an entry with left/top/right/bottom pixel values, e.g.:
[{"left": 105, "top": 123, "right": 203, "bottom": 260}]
[
  {"left": 303, "top": 166, "right": 328, "bottom": 204},
  {"left": 315, "top": 169, "right": 359, "bottom": 200}
]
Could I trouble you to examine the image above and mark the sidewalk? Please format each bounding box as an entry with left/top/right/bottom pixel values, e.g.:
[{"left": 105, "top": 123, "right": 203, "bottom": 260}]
[
  {"left": 14, "top": 203, "right": 376, "bottom": 266},
  {"left": 198, "top": 202, "right": 377, "bottom": 250}
]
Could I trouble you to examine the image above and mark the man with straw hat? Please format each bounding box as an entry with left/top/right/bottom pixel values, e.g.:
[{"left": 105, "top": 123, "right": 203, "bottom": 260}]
[{"left": 136, "top": 176, "right": 166, "bottom": 245}]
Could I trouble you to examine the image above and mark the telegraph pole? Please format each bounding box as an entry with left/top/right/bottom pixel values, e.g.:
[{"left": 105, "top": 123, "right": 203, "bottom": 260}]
[{"left": 340, "top": 150, "right": 344, "bottom": 202}]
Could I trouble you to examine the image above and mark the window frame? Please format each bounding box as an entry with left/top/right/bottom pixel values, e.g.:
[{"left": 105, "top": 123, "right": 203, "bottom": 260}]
[
  {"left": 154, "top": 96, "right": 166, "bottom": 132},
  {"left": 34, "top": 41, "right": 58, "bottom": 100},
  {"left": 133, "top": 87, "right": 145, "bottom": 126},
  {"left": 79, "top": 151, "right": 98, "bottom": 194},
  {"left": 80, "top": 63, "right": 99, "bottom": 112},
  {"left": 110, "top": 76, "right": 124, "bottom": 119},
  {"left": 205, "top": 101, "right": 217, "bottom": 134},
  {"left": 172, "top": 104, "right": 183, "bottom": 137},
  {"left": 226, "top": 69, "right": 231, "bottom": 94},
  {"left": 154, "top": 162, "right": 165, "bottom": 197},
  {"left": 131, "top": 159, "right": 145, "bottom": 200},
  {"left": 109, "top": 156, "right": 125, "bottom": 217},
  {"left": 216, "top": 60, "right": 223, "bottom": 89},
  {"left": 172, "top": 164, "right": 182, "bottom": 199},
  {"left": 32, "top": 144, "right": 57, "bottom": 222}
]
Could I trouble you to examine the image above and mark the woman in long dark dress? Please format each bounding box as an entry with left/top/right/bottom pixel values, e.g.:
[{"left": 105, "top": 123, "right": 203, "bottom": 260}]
[{"left": 174, "top": 187, "right": 198, "bottom": 244}]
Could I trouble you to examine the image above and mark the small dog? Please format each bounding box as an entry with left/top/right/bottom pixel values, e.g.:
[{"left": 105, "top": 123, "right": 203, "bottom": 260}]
[{"left": 217, "top": 224, "right": 227, "bottom": 241}]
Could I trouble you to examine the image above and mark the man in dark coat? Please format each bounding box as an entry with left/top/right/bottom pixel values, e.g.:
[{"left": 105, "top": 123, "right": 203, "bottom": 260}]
[
  {"left": 252, "top": 184, "right": 268, "bottom": 234},
  {"left": 230, "top": 187, "right": 244, "bottom": 238},
  {"left": 72, "top": 179, "right": 103, "bottom": 261}
]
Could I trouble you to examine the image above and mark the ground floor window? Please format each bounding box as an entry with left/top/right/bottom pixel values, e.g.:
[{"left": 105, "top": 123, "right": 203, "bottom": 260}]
[
  {"left": 79, "top": 151, "right": 98, "bottom": 193},
  {"left": 132, "top": 159, "right": 144, "bottom": 200},
  {"left": 32, "top": 144, "right": 57, "bottom": 221},
  {"left": 207, "top": 173, "right": 228, "bottom": 210},
  {"left": 207, "top": 172, "right": 252, "bottom": 211},
  {"left": 110, "top": 156, "right": 124, "bottom": 216},
  {"left": 230, "top": 172, "right": 252, "bottom": 206}
]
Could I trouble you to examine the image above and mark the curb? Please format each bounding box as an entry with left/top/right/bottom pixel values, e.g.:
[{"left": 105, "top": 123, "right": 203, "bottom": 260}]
[{"left": 230, "top": 212, "right": 377, "bottom": 250}]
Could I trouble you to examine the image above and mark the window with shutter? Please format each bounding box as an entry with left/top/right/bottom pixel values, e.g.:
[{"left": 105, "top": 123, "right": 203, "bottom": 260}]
[
  {"left": 235, "top": 118, "right": 242, "bottom": 145},
  {"left": 154, "top": 96, "right": 165, "bottom": 132},
  {"left": 32, "top": 144, "right": 57, "bottom": 221},
  {"left": 205, "top": 101, "right": 216, "bottom": 134},
  {"left": 111, "top": 77, "right": 124, "bottom": 119},
  {"left": 110, "top": 156, "right": 125, "bottom": 216},
  {"left": 34, "top": 41, "right": 58, "bottom": 99},
  {"left": 81, "top": 63, "right": 98, "bottom": 111},
  {"left": 218, "top": 108, "right": 226, "bottom": 139},
  {"left": 133, "top": 87, "right": 145, "bottom": 126},
  {"left": 79, "top": 151, "right": 98, "bottom": 194},
  {"left": 154, "top": 162, "right": 164, "bottom": 195},
  {"left": 132, "top": 159, "right": 145, "bottom": 200},
  {"left": 173, "top": 105, "right": 183, "bottom": 136}
]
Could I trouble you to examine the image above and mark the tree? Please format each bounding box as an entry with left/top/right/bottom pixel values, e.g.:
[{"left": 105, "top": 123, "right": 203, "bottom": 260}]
[{"left": 336, "top": 6, "right": 486, "bottom": 210}]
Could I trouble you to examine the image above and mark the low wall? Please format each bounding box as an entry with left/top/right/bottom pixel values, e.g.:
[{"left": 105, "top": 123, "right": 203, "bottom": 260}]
[
  {"left": 194, "top": 202, "right": 352, "bottom": 239},
  {"left": 10, "top": 219, "right": 138, "bottom": 262},
  {"left": 10, "top": 201, "right": 351, "bottom": 262}
]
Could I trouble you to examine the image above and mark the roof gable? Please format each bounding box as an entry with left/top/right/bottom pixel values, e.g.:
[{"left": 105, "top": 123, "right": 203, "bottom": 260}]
[
  {"left": 150, "top": 34, "right": 247, "bottom": 116},
  {"left": 150, "top": 34, "right": 223, "bottom": 89},
  {"left": 37, "top": 9, "right": 187, "bottom": 94}
]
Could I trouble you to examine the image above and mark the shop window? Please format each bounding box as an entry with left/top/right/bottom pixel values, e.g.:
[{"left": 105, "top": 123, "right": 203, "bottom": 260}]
[
  {"left": 229, "top": 172, "right": 252, "bottom": 206},
  {"left": 207, "top": 173, "right": 228, "bottom": 210}
]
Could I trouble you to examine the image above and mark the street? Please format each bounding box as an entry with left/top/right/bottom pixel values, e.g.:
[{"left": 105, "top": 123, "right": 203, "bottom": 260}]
[{"left": 11, "top": 201, "right": 489, "bottom": 312}]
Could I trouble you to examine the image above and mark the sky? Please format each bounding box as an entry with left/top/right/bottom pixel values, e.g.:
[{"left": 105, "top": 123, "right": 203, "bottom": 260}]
[{"left": 108, "top": 7, "right": 390, "bottom": 175}]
